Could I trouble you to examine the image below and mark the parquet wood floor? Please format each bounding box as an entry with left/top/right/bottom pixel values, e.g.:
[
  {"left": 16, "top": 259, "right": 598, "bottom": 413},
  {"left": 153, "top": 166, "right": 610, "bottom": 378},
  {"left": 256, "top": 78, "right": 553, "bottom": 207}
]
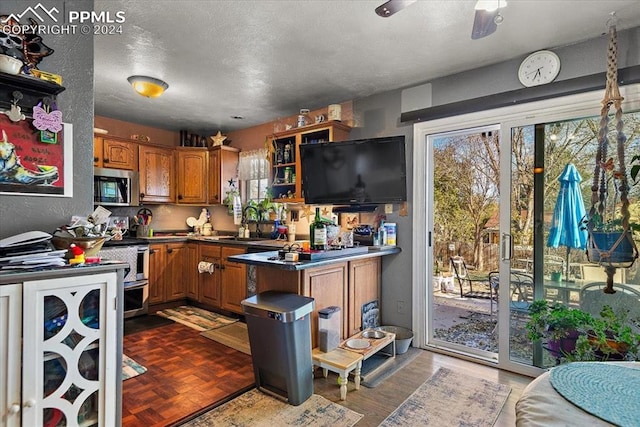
[
  {"left": 122, "top": 321, "right": 254, "bottom": 427},
  {"left": 122, "top": 318, "right": 533, "bottom": 426}
]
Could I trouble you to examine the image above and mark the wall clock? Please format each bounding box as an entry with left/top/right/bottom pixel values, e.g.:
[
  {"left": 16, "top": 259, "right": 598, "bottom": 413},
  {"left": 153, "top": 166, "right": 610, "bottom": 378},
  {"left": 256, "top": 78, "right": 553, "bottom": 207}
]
[{"left": 518, "top": 50, "right": 561, "bottom": 87}]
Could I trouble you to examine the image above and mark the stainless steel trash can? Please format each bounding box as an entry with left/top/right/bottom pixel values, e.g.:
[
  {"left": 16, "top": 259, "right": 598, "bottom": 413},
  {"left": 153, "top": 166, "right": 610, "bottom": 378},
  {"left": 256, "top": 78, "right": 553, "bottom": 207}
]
[{"left": 241, "top": 291, "right": 315, "bottom": 406}]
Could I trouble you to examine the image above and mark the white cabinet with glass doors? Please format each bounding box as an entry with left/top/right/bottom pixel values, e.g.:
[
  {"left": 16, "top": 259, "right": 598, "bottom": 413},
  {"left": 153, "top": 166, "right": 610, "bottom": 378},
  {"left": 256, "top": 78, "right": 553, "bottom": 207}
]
[{"left": 4, "top": 272, "right": 119, "bottom": 427}]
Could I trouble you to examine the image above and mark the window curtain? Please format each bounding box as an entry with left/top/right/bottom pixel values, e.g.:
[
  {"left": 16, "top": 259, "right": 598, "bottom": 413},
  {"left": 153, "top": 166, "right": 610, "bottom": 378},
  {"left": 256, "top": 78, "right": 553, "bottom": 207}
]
[{"left": 238, "top": 148, "right": 270, "bottom": 180}]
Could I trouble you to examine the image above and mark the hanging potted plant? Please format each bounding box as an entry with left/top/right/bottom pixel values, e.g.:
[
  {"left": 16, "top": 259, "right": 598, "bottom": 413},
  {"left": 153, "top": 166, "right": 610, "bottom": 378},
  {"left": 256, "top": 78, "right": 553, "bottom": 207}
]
[{"left": 584, "top": 23, "right": 638, "bottom": 293}]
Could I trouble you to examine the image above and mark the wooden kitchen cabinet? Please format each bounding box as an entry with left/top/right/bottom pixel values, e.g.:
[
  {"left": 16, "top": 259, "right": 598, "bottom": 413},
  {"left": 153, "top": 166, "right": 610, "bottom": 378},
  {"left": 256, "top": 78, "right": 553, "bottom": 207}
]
[
  {"left": 208, "top": 145, "right": 240, "bottom": 205},
  {"left": 302, "top": 263, "right": 349, "bottom": 348},
  {"left": 148, "top": 243, "right": 167, "bottom": 305},
  {"left": 149, "top": 242, "right": 197, "bottom": 304},
  {"left": 93, "top": 136, "right": 103, "bottom": 168},
  {"left": 165, "top": 242, "right": 197, "bottom": 301},
  {"left": 220, "top": 246, "right": 247, "bottom": 314},
  {"left": 197, "top": 244, "right": 222, "bottom": 307},
  {"left": 139, "top": 145, "right": 176, "bottom": 203},
  {"left": 94, "top": 136, "right": 138, "bottom": 170},
  {"left": 176, "top": 147, "right": 208, "bottom": 204},
  {"left": 269, "top": 121, "right": 351, "bottom": 202},
  {"left": 255, "top": 256, "right": 381, "bottom": 348},
  {"left": 347, "top": 257, "right": 381, "bottom": 336}
]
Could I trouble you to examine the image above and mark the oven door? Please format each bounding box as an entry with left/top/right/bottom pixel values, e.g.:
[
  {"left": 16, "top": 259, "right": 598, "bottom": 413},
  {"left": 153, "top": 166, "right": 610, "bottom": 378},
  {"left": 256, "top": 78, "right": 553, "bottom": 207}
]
[{"left": 123, "top": 280, "right": 148, "bottom": 319}]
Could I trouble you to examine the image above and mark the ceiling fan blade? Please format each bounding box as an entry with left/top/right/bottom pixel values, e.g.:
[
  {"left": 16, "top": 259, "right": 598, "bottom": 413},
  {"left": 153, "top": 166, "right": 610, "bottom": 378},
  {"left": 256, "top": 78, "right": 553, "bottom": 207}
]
[
  {"left": 471, "top": 9, "right": 499, "bottom": 39},
  {"left": 375, "top": 0, "right": 417, "bottom": 18}
]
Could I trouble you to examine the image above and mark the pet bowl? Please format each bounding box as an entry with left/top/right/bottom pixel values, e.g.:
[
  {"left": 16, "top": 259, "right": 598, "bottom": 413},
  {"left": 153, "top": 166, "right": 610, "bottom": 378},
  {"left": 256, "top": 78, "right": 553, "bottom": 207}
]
[
  {"left": 0, "top": 54, "right": 23, "bottom": 75},
  {"left": 377, "top": 325, "right": 414, "bottom": 354},
  {"left": 361, "top": 329, "right": 386, "bottom": 339}
]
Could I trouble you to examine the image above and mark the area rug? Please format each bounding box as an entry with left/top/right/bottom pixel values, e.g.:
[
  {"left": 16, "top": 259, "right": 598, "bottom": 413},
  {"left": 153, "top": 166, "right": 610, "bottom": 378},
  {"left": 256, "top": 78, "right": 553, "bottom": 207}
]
[
  {"left": 156, "top": 306, "right": 238, "bottom": 331},
  {"left": 201, "top": 321, "right": 251, "bottom": 355},
  {"left": 180, "top": 388, "right": 363, "bottom": 427},
  {"left": 380, "top": 367, "right": 510, "bottom": 426},
  {"left": 361, "top": 346, "right": 421, "bottom": 388},
  {"left": 122, "top": 354, "right": 147, "bottom": 381}
]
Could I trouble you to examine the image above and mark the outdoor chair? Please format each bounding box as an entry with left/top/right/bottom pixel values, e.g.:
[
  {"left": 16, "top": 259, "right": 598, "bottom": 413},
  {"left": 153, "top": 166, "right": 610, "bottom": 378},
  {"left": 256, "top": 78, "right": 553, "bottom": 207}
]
[
  {"left": 579, "top": 282, "right": 640, "bottom": 333},
  {"left": 487, "top": 270, "right": 534, "bottom": 317},
  {"left": 450, "top": 256, "right": 495, "bottom": 301}
]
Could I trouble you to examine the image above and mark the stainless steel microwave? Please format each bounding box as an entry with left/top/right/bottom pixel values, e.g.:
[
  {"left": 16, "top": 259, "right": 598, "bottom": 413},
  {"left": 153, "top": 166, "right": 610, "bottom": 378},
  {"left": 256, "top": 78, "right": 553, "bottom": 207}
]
[{"left": 94, "top": 167, "right": 139, "bottom": 206}]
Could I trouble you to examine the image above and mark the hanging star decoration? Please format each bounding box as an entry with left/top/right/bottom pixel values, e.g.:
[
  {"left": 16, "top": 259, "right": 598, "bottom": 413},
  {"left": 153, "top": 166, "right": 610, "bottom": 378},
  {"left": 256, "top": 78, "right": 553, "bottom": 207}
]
[
  {"left": 321, "top": 207, "right": 330, "bottom": 217},
  {"left": 300, "top": 205, "right": 313, "bottom": 223},
  {"left": 211, "top": 131, "right": 227, "bottom": 147}
]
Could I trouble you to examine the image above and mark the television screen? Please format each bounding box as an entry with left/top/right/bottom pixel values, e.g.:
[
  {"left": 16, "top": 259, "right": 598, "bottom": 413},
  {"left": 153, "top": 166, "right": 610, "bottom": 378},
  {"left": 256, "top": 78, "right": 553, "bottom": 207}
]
[{"left": 299, "top": 135, "right": 407, "bottom": 205}]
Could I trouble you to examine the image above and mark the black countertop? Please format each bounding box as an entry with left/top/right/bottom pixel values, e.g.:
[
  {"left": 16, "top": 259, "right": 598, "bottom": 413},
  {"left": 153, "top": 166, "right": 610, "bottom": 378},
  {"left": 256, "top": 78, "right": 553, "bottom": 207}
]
[{"left": 227, "top": 246, "right": 401, "bottom": 271}]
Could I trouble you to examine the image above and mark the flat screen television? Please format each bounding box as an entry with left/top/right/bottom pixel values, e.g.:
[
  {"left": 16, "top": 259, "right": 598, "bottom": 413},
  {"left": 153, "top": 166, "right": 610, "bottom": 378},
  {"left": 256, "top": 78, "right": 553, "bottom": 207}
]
[{"left": 299, "top": 135, "right": 407, "bottom": 205}]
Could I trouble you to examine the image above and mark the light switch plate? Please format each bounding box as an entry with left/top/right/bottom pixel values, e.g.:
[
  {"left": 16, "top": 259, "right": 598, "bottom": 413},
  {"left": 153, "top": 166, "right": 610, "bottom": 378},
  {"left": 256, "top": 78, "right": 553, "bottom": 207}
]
[{"left": 385, "top": 204, "right": 393, "bottom": 214}]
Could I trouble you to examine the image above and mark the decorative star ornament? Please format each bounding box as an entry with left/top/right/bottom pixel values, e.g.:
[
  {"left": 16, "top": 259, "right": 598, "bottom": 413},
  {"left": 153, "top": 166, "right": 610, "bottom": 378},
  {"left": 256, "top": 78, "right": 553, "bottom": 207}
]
[
  {"left": 300, "top": 205, "right": 313, "bottom": 223},
  {"left": 211, "top": 130, "right": 227, "bottom": 147},
  {"left": 321, "top": 207, "right": 330, "bottom": 217}
]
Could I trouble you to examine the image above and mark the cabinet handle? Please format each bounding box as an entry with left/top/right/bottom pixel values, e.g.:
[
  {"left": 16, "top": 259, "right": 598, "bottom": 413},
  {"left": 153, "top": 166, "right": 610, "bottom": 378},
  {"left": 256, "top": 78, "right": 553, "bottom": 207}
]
[
  {"left": 140, "top": 193, "right": 145, "bottom": 200},
  {"left": 149, "top": 249, "right": 155, "bottom": 254},
  {"left": 93, "top": 157, "right": 99, "bottom": 162},
  {"left": 9, "top": 404, "right": 20, "bottom": 414},
  {"left": 24, "top": 399, "right": 36, "bottom": 408},
  {"left": 104, "top": 158, "right": 110, "bottom": 163},
  {"left": 178, "top": 194, "right": 183, "bottom": 200},
  {"left": 214, "top": 194, "right": 219, "bottom": 200},
  {"left": 167, "top": 248, "right": 173, "bottom": 254}
]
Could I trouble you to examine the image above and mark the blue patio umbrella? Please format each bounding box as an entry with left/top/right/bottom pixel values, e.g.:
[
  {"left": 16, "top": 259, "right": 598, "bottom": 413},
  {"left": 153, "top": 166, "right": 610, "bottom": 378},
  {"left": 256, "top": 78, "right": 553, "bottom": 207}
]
[{"left": 547, "top": 163, "right": 588, "bottom": 279}]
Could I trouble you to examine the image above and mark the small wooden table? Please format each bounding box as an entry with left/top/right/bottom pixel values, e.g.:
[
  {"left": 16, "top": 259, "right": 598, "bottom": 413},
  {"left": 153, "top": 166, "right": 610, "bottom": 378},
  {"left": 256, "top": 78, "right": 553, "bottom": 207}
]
[
  {"left": 340, "top": 330, "right": 396, "bottom": 382},
  {"left": 312, "top": 347, "right": 363, "bottom": 401}
]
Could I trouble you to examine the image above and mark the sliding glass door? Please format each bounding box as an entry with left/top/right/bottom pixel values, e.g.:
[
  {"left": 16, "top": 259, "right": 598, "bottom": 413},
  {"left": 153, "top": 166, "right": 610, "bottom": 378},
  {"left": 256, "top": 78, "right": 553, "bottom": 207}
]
[
  {"left": 427, "top": 125, "right": 501, "bottom": 361},
  {"left": 414, "top": 83, "right": 640, "bottom": 376}
]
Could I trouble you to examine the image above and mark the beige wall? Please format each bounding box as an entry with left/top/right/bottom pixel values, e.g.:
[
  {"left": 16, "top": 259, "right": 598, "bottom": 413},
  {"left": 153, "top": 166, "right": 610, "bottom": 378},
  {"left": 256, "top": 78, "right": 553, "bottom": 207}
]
[{"left": 94, "top": 116, "right": 180, "bottom": 147}]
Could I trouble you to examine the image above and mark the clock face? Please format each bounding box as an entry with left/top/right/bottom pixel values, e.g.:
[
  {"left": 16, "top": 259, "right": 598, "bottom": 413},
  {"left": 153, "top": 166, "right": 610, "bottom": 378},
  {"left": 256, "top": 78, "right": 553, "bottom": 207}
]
[{"left": 518, "top": 50, "right": 561, "bottom": 87}]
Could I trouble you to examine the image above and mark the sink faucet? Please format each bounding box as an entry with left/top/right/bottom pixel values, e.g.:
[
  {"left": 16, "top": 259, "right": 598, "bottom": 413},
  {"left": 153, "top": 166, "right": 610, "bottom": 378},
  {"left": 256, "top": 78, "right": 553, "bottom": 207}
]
[{"left": 242, "top": 205, "right": 263, "bottom": 238}]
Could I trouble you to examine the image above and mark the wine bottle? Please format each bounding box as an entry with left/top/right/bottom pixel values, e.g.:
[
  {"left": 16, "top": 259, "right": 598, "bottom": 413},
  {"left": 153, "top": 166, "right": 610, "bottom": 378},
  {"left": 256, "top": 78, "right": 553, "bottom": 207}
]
[{"left": 311, "top": 207, "right": 327, "bottom": 251}]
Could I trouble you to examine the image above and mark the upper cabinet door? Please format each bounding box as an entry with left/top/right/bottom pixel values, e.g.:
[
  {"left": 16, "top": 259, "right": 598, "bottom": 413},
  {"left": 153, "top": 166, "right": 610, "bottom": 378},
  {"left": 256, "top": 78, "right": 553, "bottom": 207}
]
[
  {"left": 93, "top": 136, "right": 103, "bottom": 168},
  {"left": 102, "top": 139, "right": 138, "bottom": 170},
  {"left": 139, "top": 145, "right": 175, "bottom": 203},
  {"left": 176, "top": 148, "right": 208, "bottom": 204},
  {"left": 208, "top": 146, "right": 239, "bottom": 205}
]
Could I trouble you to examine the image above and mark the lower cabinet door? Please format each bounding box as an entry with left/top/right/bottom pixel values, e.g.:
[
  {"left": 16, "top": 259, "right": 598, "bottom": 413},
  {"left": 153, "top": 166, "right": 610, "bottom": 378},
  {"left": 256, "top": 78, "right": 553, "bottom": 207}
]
[
  {"left": 220, "top": 246, "right": 247, "bottom": 314},
  {"left": 22, "top": 273, "right": 118, "bottom": 427},
  {"left": 1, "top": 284, "right": 21, "bottom": 427}
]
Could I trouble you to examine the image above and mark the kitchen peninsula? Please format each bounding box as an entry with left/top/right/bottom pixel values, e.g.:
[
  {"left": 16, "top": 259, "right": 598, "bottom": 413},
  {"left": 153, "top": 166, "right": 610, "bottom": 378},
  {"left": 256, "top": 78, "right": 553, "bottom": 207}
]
[{"left": 228, "top": 246, "right": 401, "bottom": 347}]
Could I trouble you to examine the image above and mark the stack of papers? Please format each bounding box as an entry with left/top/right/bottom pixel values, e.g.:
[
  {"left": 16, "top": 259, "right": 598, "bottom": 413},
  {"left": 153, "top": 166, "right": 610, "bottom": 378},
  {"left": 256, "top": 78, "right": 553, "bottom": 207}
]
[{"left": 0, "top": 231, "right": 67, "bottom": 270}]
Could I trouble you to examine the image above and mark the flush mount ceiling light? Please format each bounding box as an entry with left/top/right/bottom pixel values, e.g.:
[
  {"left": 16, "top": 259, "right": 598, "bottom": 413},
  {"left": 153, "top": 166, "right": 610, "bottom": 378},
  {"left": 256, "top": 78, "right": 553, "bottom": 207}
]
[{"left": 127, "top": 75, "right": 169, "bottom": 98}]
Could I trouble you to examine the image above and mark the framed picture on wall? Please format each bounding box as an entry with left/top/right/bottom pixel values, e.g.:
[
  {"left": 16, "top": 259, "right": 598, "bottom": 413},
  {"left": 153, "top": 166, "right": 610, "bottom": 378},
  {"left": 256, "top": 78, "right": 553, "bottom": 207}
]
[
  {"left": 340, "top": 213, "right": 360, "bottom": 230},
  {"left": 0, "top": 115, "right": 73, "bottom": 197}
]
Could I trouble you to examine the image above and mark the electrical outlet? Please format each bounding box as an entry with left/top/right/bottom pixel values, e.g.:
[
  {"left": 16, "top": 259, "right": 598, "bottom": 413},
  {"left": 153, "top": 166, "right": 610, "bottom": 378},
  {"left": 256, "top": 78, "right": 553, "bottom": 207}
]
[
  {"left": 397, "top": 300, "right": 406, "bottom": 314},
  {"left": 385, "top": 203, "right": 393, "bottom": 214}
]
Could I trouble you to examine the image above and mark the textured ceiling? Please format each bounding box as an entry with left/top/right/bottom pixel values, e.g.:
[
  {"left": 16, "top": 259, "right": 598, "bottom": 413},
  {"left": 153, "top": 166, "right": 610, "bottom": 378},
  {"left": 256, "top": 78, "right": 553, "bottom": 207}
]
[{"left": 94, "top": 0, "right": 640, "bottom": 134}]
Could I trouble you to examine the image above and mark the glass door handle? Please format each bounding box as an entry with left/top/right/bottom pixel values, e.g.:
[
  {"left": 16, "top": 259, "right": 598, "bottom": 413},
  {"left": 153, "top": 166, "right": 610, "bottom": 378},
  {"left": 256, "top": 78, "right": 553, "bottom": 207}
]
[{"left": 501, "top": 233, "right": 513, "bottom": 261}]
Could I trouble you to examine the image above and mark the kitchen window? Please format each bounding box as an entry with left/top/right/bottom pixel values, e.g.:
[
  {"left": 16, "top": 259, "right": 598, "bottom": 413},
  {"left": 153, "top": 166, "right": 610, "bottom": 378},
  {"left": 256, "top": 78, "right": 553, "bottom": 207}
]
[{"left": 238, "top": 148, "right": 270, "bottom": 203}]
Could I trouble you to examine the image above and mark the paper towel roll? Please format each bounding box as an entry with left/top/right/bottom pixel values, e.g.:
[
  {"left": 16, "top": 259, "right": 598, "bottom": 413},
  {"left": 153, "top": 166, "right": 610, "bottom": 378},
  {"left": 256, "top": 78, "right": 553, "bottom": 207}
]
[{"left": 198, "top": 261, "right": 215, "bottom": 274}]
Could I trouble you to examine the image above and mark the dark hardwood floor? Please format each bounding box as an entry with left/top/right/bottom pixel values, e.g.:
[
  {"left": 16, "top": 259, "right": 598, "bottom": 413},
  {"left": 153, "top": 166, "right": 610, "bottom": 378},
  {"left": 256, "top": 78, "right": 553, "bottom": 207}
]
[
  {"left": 122, "top": 319, "right": 254, "bottom": 427},
  {"left": 123, "top": 316, "right": 533, "bottom": 426}
]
